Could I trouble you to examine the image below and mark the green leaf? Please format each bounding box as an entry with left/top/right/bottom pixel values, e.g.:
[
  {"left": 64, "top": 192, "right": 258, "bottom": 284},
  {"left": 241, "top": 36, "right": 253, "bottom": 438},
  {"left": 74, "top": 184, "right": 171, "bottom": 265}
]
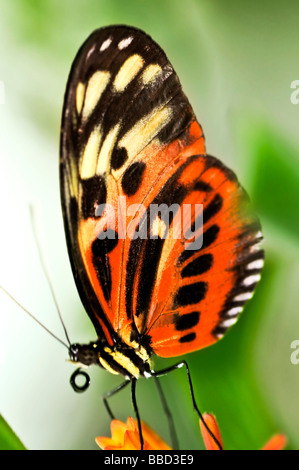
[{"left": 0, "top": 415, "right": 26, "bottom": 450}]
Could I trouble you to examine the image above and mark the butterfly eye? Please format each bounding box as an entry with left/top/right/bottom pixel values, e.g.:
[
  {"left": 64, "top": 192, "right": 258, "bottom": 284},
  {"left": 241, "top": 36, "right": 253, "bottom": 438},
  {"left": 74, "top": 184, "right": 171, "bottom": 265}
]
[
  {"left": 69, "top": 343, "right": 80, "bottom": 362},
  {"left": 70, "top": 368, "right": 90, "bottom": 393}
]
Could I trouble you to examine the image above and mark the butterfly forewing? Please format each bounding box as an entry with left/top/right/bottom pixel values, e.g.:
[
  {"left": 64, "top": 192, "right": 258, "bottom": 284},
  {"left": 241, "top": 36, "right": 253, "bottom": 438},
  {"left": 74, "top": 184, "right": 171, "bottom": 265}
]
[{"left": 60, "top": 25, "right": 263, "bottom": 360}]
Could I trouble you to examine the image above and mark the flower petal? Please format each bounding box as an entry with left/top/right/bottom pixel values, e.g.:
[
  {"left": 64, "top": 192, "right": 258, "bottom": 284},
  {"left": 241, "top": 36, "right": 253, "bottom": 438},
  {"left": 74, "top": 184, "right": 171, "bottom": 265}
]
[
  {"left": 96, "top": 419, "right": 128, "bottom": 450},
  {"left": 262, "top": 434, "right": 287, "bottom": 450},
  {"left": 200, "top": 413, "right": 224, "bottom": 450},
  {"left": 96, "top": 417, "right": 171, "bottom": 450},
  {"left": 139, "top": 421, "right": 171, "bottom": 450}
]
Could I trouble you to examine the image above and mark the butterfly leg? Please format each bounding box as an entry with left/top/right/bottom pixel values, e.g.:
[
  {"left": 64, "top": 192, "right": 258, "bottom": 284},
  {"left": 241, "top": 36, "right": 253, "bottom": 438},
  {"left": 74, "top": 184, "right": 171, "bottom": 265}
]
[
  {"left": 102, "top": 379, "right": 144, "bottom": 449},
  {"left": 152, "top": 361, "right": 223, "bottom": 450},
  {"left": 131, "top": 378, "right": 144, "bottom": 450},
  {"left": 153, "top": 375, "right": 179, "bottom": 450},
  {"left": 102, "top": 379, "right": 130, "bottom": 420}
]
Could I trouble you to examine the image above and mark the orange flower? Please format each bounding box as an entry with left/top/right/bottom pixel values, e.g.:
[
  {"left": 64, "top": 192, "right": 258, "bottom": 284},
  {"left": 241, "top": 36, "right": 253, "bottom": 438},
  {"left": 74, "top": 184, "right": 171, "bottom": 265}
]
[
  {"left": 96, "top": 417, "right": 171, "bottom": 450},
  {"left": 96, "top": 414, "right": 287, "bottom": 450},
  {"left": 200, "top": 413, "right": 287, "bottom": 451},
  {"left": 261, "top": 434, "right": 288, "bottom": 451}
]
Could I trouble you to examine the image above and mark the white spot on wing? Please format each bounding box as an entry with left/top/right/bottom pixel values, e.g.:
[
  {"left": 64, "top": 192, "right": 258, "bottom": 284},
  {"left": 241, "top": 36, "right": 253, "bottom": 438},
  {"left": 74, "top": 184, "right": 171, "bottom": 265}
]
[
  {"left": 118, "top": 36, "right": 133, "bottom": 50},
  {"left": 86, "top": 44, "right": 96, "bottom": 60},
  {"left": 100, "top": 37, "right": 112, "bottom": 51},
  {"left": 250, "top": 243, "right": 262, "bottom": 254},
  {"left": 219, "top": 317, "right": 238, "bottom": 329},
  {"left": 242, "top": 274, "right": 261, "bottom": 286},
  {"left": 226, "top": 306, "right": 243, "bottom": 317},
  {"left": 233, "top": 292, "right": 254, "bottom": 302},
  {"left": 247, "top": 259, "right": 264, "bottom": 270}
]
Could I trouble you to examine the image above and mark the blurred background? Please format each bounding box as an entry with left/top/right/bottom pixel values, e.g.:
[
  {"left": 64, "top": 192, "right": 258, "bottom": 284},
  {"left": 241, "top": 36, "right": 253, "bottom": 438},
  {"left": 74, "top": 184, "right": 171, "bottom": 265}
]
[{"left": 0, "top": 0, "right": 298, "bottom": 450}]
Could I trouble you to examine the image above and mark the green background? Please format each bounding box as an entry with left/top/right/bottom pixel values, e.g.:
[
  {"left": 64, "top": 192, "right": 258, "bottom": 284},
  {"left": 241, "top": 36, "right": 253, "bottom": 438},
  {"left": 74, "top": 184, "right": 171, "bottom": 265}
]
[{"left": 0, "top": 0, "right": 298, "bottom": 450}]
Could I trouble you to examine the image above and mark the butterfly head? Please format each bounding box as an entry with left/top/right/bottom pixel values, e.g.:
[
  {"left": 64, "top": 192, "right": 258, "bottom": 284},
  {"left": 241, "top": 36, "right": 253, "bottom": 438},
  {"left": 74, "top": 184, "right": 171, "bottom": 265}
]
[
  {"left": 68, "top": 342, "right": 101, "bottom": 393},
  {"left": 68, "top": 342, "right": 99, "bottom": 367}
]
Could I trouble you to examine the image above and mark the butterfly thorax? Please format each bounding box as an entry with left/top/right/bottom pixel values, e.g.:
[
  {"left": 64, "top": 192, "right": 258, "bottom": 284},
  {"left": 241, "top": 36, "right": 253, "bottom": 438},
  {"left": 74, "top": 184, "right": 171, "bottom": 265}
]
[{"left": 69, "top": 340, "right": 152, "bottom": 379}]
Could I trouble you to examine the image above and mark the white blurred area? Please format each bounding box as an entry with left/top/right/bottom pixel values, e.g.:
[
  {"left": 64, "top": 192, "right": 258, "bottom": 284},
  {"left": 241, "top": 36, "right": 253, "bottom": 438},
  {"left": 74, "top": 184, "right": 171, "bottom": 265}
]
[{"left": 0, "top": 32, "right": 111, "bottom": 448}]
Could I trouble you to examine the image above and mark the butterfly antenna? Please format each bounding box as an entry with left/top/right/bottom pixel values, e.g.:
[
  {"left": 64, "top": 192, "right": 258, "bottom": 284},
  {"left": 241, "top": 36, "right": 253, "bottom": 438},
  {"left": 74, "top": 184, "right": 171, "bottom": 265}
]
[
  {"left": 0, "top": 286, "right": 69, "bottom": 349},
  {"left": 29, "top": 205, "right": 72, "bottom": 347}
]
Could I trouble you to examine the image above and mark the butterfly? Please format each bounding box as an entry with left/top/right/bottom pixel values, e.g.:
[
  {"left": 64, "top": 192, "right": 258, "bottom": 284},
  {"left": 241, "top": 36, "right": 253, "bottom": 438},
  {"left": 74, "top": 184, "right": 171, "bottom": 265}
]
[{"left": 60, "top": 25, "right": 264, "bottom": 449}]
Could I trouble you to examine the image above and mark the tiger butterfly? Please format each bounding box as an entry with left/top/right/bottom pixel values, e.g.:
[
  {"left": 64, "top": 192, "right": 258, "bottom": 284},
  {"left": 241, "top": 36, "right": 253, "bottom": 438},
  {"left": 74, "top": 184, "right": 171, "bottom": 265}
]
[{"left": 60, "top": 25, "right": 264, "bottom": 448}]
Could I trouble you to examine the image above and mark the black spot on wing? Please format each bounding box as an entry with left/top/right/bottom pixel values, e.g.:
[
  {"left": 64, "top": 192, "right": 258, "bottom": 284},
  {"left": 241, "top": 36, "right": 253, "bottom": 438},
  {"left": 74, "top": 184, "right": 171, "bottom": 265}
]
[
  {"left": 91, "top": 231, "right": 118, "bottom": 302},
  {"left": 177, "top": 224, "right": 220, "bottom": 265},
  {"left": 201, "top": 224, "right": 220, "bottom": 250},
  {"left": 194, "top": 180, "right": 213, "bottom": 192},
  {"left": 121, "top": 161, "right": 146, "bottom": 196},
  {"left": 136, "top": 238, "right": 164, "bottom": 318},
  {"left": 125, "top": 238, "right": 142, "bottom": 321},
  {"left": 203, "top": 193, "right": 223, "bottom": 225},
  {"left": 174, "top": 311, "right": 200, "bottom": 331},
  {"left": 173, "top": 282, "right": 207, "bottom": 308},
  {"left": 92, "top": 230, "right": 118, "bottom": 257},
  {"left": 80, "top": 176, "right": 107, "bottom": 219},
  {"left": 111, "top": 147, "right": 128, "bottom": 170},
  {"left": 181, "top": 253, "right": 213, "bottom": 278},
  {"left": 91, "top": 254, "right": 112, "bottom": 303},
  {"left": 179, "top": 332, "right": 196, "bottom": 343}
]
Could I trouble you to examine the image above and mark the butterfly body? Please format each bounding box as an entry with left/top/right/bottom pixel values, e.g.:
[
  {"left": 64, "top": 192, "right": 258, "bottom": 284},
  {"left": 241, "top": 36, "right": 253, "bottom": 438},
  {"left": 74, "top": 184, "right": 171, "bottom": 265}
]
[
  {"left": 60, "top": 25, "right": 264, "bottom": 382},
  {"left": 69, "top": 340, "right": 152, "bottom": 379}
]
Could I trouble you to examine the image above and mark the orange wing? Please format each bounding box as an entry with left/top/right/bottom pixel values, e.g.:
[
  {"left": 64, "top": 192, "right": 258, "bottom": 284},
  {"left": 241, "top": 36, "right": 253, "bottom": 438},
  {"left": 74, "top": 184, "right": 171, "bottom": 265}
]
[{"left": 137, "top": 153, "right": 263, "bottom": 357}]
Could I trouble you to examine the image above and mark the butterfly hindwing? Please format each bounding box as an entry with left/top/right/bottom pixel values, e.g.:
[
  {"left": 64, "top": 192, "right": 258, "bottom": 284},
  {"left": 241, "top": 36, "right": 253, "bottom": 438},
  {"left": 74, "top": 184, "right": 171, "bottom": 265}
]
[{"left": 134, "top": 154, "right": 264, "bottom": 357}]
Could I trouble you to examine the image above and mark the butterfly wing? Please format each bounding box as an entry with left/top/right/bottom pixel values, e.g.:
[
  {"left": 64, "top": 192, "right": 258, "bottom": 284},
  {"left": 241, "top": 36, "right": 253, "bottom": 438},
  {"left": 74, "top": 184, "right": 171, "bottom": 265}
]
[
  {"left": 60, "top": 25, "right": 205, "bottom": 347},
  {"left": 61, "top": 25, "right": 263, "bottom": 358},
  {"left": 129, "top": 153, "right": 264, "bottom": 357}
]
